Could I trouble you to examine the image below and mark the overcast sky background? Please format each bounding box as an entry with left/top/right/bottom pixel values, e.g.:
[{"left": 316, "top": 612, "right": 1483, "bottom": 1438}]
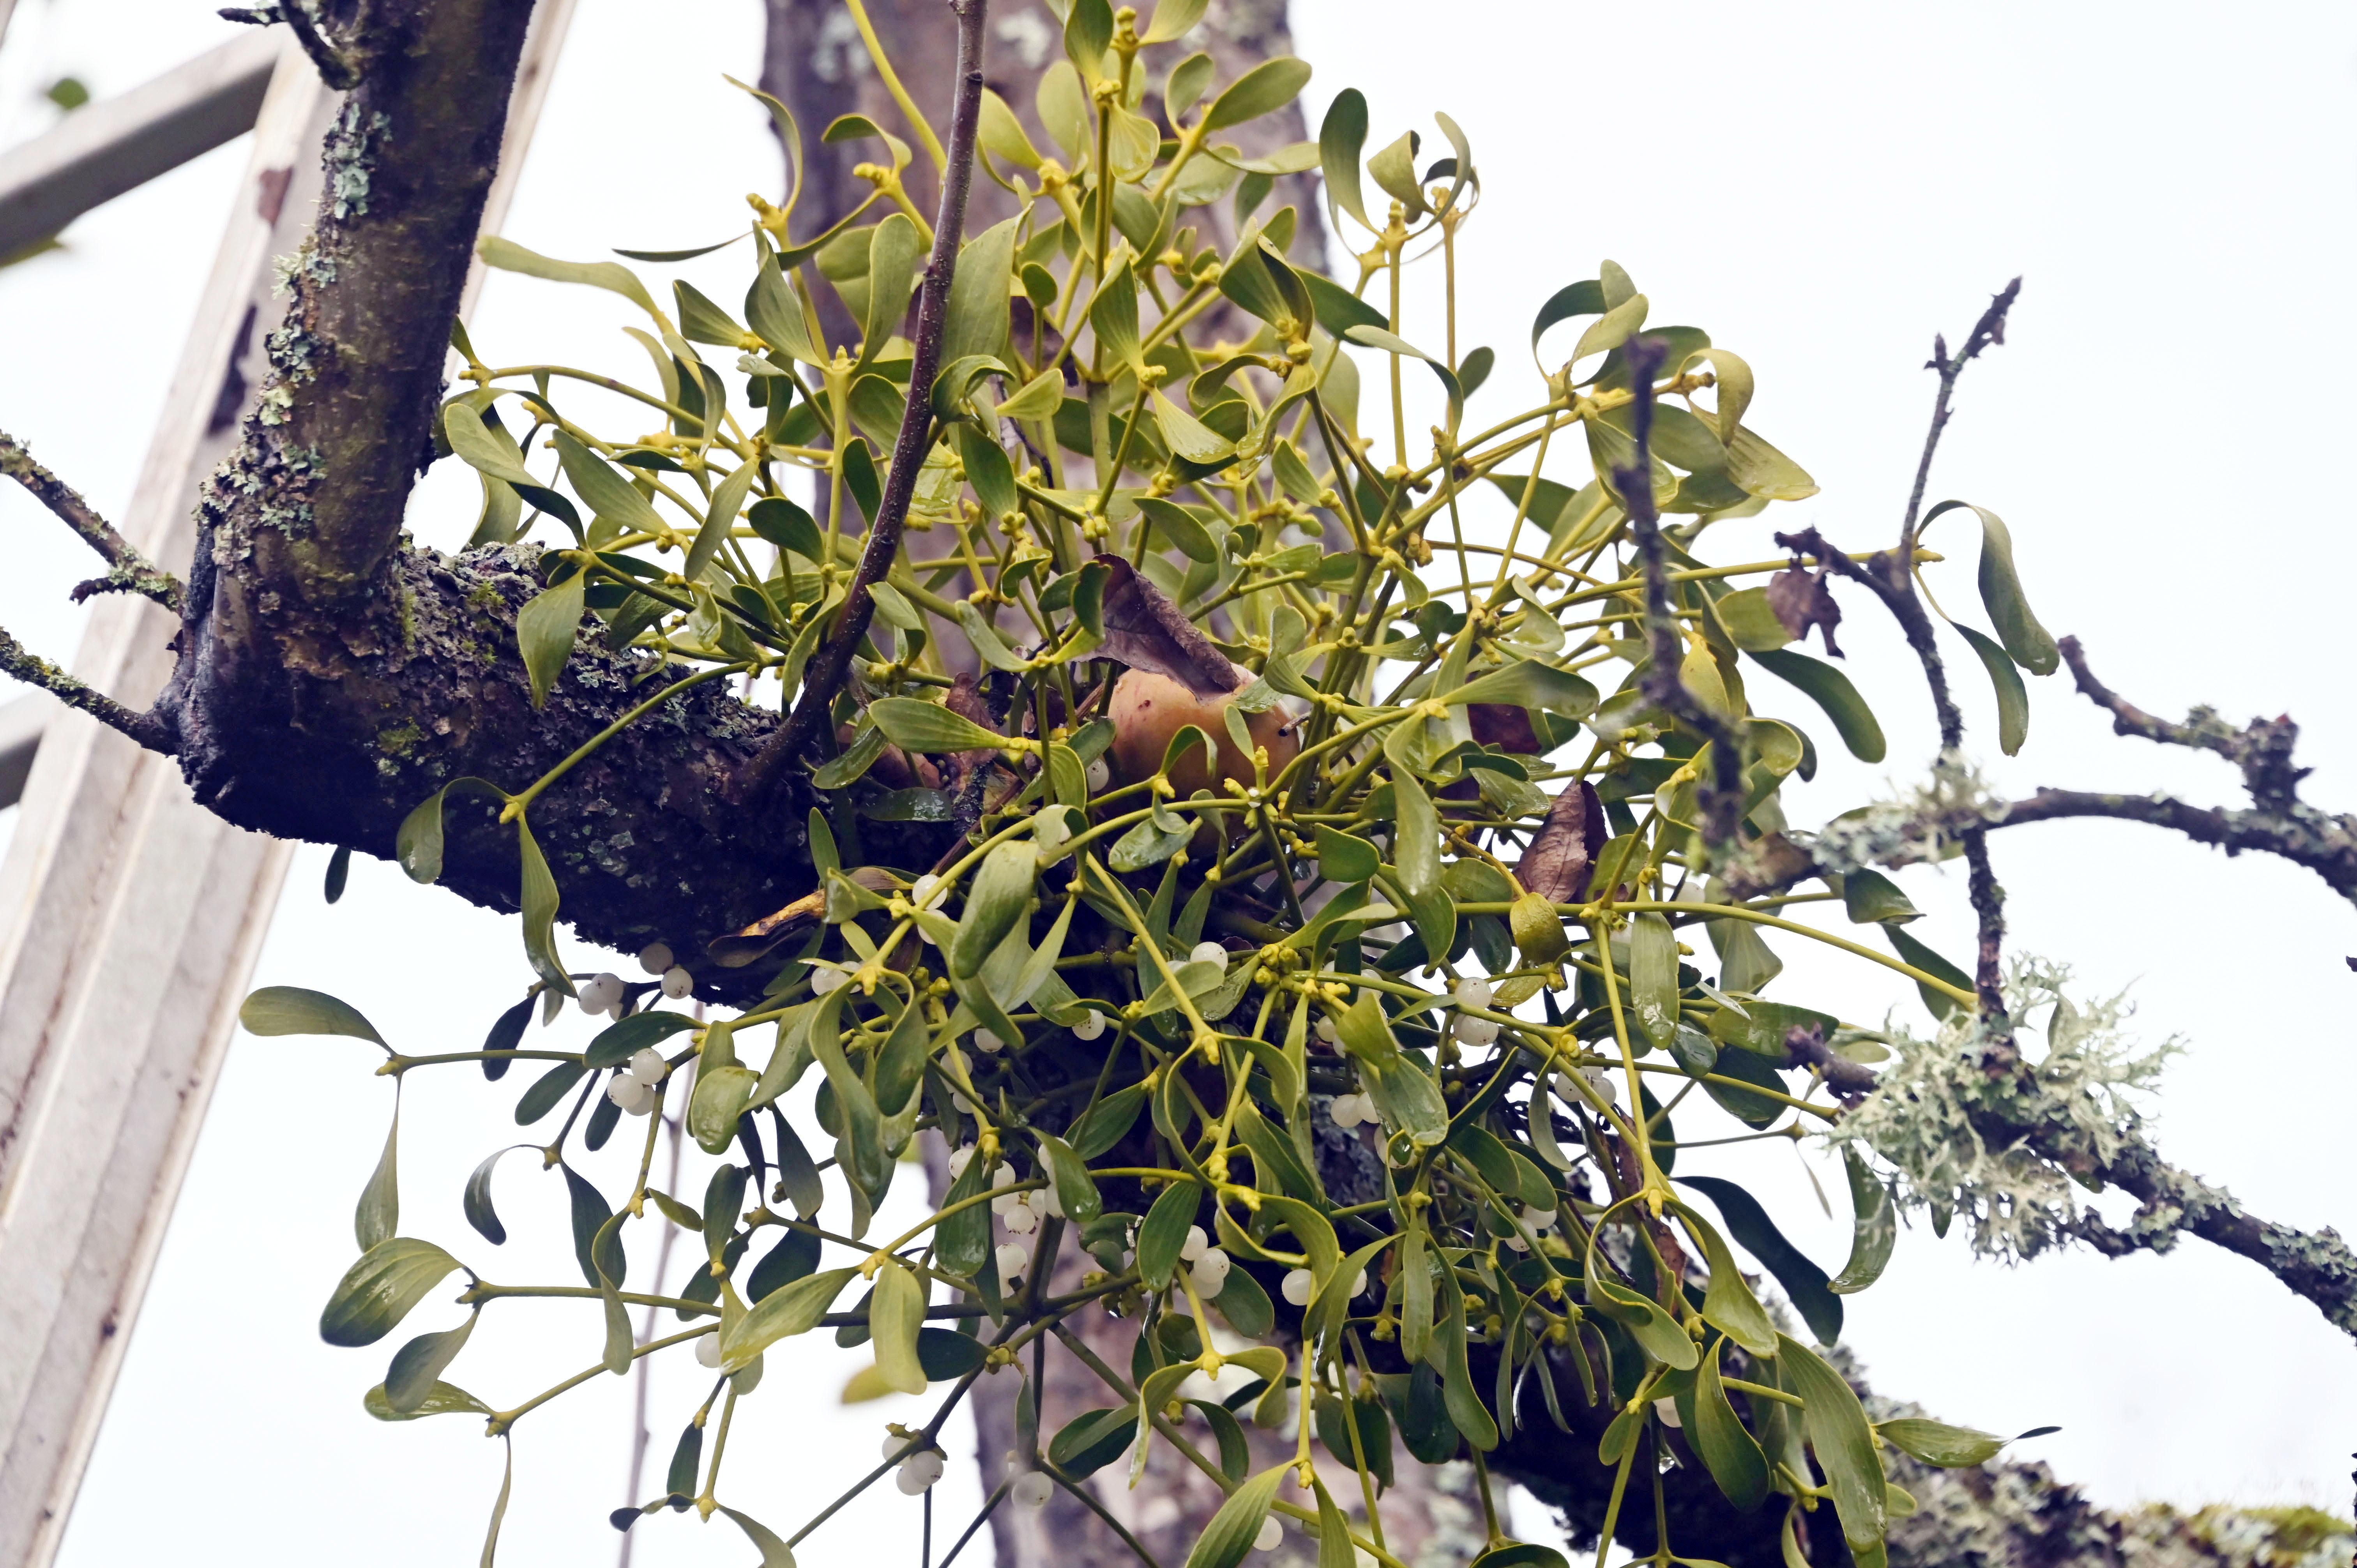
[{"left": 1, "top": 2, "right": 2353, "bottom": 1564}]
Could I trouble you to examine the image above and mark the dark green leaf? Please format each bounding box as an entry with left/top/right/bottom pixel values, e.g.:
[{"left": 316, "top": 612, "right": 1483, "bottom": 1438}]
[
  {"left": 585, "top": 1009, "right": 698, "bottom": 1069},
  {"left": 1746, "top": 648, "right": 1885, "bottom": 763},
  {"left": 463, "top": 1144, "right": 530, "bottom": 1246},
  {"left": 1779, "top": 1334, "right": 1887, "bottom": 1554},
  {"left": 562, "top": 1164, "right": 613, "bottom": 1287},
  {"left": 1955, "top": 622, "right": 2030, "bottom": 756},
  {"left": 384, "top": 1309, "right": 477, "bottom": 1414},
  {"left": 1693, "top": 1340, "right": 1770, "bottom": 1510},
  {"left": 1138, "top": 1180, "right": 1200, "bottom": 1291},
  {"left": 746, "top": 1225, "right": 820, "bottom": 1301},
  {"left": 1828, "top": 1146, "right": 1896, "bottom": 1294},
  {"left": 319, "top": 1238, "right": 462, "bottom": 1347},
  {"left": 513, "top": 1059, "right": 586, "bottom": 1126},
  {"left": 1679, "top": 1175, "right": 1841, "bottom": 1344}
]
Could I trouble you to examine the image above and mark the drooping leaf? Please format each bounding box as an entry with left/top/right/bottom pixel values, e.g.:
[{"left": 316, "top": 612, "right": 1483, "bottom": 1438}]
[
  {"left": 1828, "top": 1146, "right": 1896, "bottom": 1294},
  {"left": 1779, "top": 1334, "right": 1887, "bottom": 1555},
  {"left": 1679, "top": 1175, "right": 1841, "bottom": 1344},
  {"left": 1746, "top": 648, "right": 1886, "bottom": 763}
]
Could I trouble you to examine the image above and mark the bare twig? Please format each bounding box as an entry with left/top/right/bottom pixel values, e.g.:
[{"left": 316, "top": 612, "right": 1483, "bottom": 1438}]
[
  {"left": 0, "top": 431, "right": 182, "bottom": 610},
  {"left": 0, "top": 623, "right": 175, "bottom": 752},
  {"left": 1772, "top": 282, "right": 2025, "bottom": 1035},
  {"left": 2059, "top": 634, "right": 2308, "bottom": 809},
  {"left": 738, "top": 0, "right": 990, "bottom": 804},
  {"left": 1614, "top": 335, "right": 1744, "bottom": 855}
]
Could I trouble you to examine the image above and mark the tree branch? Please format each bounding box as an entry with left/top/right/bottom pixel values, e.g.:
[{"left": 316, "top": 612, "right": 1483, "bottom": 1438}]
[
  {"left": 0, "top": 622, "right": 175, "bottom": 752},
  {"left": 737, "top": 0, "right": 990, "bottom": 803},
  {"left": 0, "top": 429, "right": 183, "bottom": 610},
  {"left": 2060, "top": 633, "right": 2310, "bottom": 809},
  {"left": 1615, "top": 335, "right": 1745, "bottom": 855},
  {"left": 1772, "top": 283, "right": 2027, "bottom": 1037}
]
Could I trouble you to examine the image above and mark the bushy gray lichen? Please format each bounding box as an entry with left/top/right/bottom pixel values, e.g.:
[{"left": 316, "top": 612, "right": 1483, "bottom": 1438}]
[{"left": 1825, "top": 956, "right": 2176, "bottom": 1262}]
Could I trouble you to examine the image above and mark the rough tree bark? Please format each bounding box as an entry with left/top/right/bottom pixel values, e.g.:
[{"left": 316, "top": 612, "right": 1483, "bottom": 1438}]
[{"left": 1, "top": 4, "right": 2339, "bottom": 1566}]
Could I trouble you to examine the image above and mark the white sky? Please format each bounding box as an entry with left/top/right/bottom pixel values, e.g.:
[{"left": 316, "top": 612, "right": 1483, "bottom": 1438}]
[{"left": 0, "top": 2, "right": 2352, "bottom": 1565}]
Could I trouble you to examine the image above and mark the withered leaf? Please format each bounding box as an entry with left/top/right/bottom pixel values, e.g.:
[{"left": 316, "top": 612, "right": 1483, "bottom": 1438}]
[
  {"left": 707, "top": 867, "right": 897, "bottom": 968},
  {"left": 1517, "top": 779, "right": 1606, "bottom": 904},
  {"left": 1766, "top": 562, "right": 1843, "bottom": 657},
  {"left": 1093, "top": 553, "right": 1243, "bottom": 698},
  {"left": 1469, "top": 703, "right": 1543, "bottom": 754}
]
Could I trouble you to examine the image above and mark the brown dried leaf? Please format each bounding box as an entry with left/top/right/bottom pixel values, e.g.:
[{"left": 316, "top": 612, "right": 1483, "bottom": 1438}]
[
  {"left": 1517, "top": 779, "right": 1606, "bottom": 904},
  {"left": 1766, "top": 563, "right": 1843, "bottom": 657},
  {"left": 1094, "top": 553, "right": 1243, "bottom": 698},
  {"left": 1469, "top": 703, "right": 1543, "bottom": 754},
  {"left": 707, "top": 869, "right": 896, "bottom": 968}
]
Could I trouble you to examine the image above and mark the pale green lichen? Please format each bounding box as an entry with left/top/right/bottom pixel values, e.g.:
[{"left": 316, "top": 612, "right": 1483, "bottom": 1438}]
[
  {"left": 1811, "top": 749, "right": 2009, "bottom": 873},
  {"left": 1825, "top": 956, "right": 2176, "bottom": 1262},
  {"left": 324, "top": 102, "right": 391, "bottom": 222}
]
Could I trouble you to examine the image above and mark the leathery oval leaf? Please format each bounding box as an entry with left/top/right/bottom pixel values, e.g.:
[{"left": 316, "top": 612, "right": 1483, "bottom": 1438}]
[
  {"left": 384, "top": 1309, "right": 479, "bottom": 1413},
  {"left": 1181, "top": 1462, "right": 1288, "bottom": 1568},
  {"left": 1828, "top": 1145, "right": 1896, "bottom": 1294},
  {"left": 1778, "top": 1333, "right": 1887, "bottom": 1552},
  {"left": 516, "top": 565, "right": 587, "bottom": 709},
  {"left": 1694, "top": 1338, "right": 1770, "bottom": 1510},
  {"left": 1673, "top": 1202, "right": 1780, "bottom": 1358},
  {"left": 320, "top": 1238, "right": 463, "bottom": 1347},
  {"left": 950, "top": 839, "right": 1039, "bottom": 981},
  {"left": 721, "top": 1266, "right": 857, "bottom": 1370},
  {"left": 241, "top": 985, "right": 387, "bottom": 1048}
]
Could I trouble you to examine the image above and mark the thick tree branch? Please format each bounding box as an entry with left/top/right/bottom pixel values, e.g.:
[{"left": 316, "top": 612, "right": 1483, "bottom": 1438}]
[
  {"left": 738, "top": 0, "right": 989, "bottom": 802},
  {"left": 0, "top": 429, "right": 183, "bottom": 610}
]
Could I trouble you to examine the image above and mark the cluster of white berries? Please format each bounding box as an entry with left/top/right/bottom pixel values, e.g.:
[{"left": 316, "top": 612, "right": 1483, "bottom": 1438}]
[
  {"left": 580, "top": 945, "right": 696, "bottom": 1020},
  {"left": 1177, "top": 1225, "right": 1230, "bottom": 1298},
  {"left": 1327, "top": 1091, "right": 1378, "bottom": 1128},
  {"left": 885, "top": 1430, "right": 945, "bottom": 1494},
  {"left": 1450, "top": 976, "right": 1500, "bottom": 1045},
  {"left": 1502, "top": 1200, "right": 1559, "bottom": 1253},
  {"left": 991, "top": 1164, "right": 1063, "bottom": 1235},
  {"left": 604, "top": 1045, "right": 670, "bottom": 1115},
  {"left": 1279, "top": 1266, "right": 1369, "bottom": 1306},
  {"left": 1554, "top": 1065, "right": 1618, "bottom": 1108}
]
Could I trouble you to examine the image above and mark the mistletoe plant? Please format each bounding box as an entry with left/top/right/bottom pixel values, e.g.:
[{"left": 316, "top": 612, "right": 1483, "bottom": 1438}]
[{"left": 197, "top": 2, "right": 2357, "bottom": 1566}]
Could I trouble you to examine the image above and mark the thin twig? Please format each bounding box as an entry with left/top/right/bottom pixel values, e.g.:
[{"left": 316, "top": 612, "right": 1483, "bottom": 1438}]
[
  {"left": 1613, "top": 335, "right": 1744, "bottom": 854},
  {"left": 737, "top": 0, "right": 990, "bottom": 803},
  {"left": 2059, "top": 634, "right": 2308, "bottom": 809},
  {"left": 0, "top": 431, "right": 182, "bottom": 610},
  {"left": 0, "top": 623, "right": 175, "bottom": 752},
  {"left": 1772, "top": 284, "right": 2026, "bottom": 1035}
]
